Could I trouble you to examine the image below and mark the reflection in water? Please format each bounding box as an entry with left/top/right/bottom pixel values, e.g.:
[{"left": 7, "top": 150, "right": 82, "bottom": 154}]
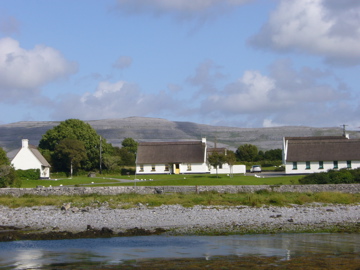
[{"left": 0, "top": 233, "right": 359, "bottom": 269}]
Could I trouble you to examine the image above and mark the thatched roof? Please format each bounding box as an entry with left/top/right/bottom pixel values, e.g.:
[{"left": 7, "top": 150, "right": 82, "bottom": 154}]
[
  {"left": 136, "top": 141, "right": 206, "bottom": 164},
  {"left": 285, "top": 136, "right": 360, "bottom": 162},
  {"left": 29, "top": 145, "right": 51, "bottom": 167}
]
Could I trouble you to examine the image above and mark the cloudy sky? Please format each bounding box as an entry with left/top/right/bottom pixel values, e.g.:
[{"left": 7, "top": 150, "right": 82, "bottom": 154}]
[{"left": 1, "top": 0, "right": 360, "bottom": 128}]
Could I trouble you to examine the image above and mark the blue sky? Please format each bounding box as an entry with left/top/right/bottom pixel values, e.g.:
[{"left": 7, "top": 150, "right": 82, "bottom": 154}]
[{"left": 1, "top": 0, "right": 360, "bottom": 129}]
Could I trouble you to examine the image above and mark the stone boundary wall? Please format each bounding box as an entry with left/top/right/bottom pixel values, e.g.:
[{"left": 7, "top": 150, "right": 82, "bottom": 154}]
[{"left": 0, "top": 184, "right": 360, "bottom": 197}]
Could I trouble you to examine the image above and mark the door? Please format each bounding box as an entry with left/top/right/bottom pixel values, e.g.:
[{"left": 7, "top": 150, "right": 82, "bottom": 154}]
[{"left": 175, "top": 164, "right": 180, "bottom": 174}]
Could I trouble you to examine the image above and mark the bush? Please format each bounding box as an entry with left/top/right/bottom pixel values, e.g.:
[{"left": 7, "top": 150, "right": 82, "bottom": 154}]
[
  {"left": 16, "top": 169, "right": 40, "bottom": 180},
  {"left": 0, "top": 165, "right": 21, "bottom": 187},
  {"left": 299, "top": 168, "right": 359, "bottom": 185},
  {"left": 121, "top": 168, "right": 135, "bottom": 175}
]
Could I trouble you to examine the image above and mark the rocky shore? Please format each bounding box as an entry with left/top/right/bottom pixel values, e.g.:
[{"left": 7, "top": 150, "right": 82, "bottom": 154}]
[{"left": 1, "top": 203, "right": 360, "bottom": 241}]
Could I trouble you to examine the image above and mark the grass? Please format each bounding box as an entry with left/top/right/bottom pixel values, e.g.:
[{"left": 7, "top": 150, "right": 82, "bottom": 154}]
[
  {"left": 1, "top": 191, "right": 359, "bottom": 209},
  {"left": 20, "top": 177, "right": 115, "bottom": 188},
  {"left": 18, "top": 173, "right": 302, "bottom": 188}
]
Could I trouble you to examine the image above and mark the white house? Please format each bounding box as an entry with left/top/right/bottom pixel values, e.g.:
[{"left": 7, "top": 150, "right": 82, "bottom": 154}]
[
  {"left": 135, "top": 138, "right": 245, "bottom": 175},
  {"left": 11, "top": 139, "right": 51, "bottom": 179},
  {"left": 282, "top": 136, "right": 360, "bottom": 174}
]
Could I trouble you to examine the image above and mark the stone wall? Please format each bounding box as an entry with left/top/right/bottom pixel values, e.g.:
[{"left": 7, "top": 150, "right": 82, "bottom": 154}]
[{"left": 0, "top": 184, "right": 360, "bottom": 197}]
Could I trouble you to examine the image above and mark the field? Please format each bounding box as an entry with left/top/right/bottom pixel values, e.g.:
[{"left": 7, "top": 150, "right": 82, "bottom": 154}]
[{"left": 19, "top": 173, "right": 302, "bottom": 188}]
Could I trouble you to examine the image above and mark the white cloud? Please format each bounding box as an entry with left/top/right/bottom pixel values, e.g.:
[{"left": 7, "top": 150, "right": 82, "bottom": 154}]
[
  {"left": 250, "top": 0, "right": 360, "bottom": 65},
  {"left": 114, "top": 0, "right": 251, "bottom": 21},
  {"left": 0, "top": 37, "right": 77, "bottom": 100},
  {"left": 199, "top": 60, "right": 355, "bottom": 127},
  {"left": 51, "top": 80, "right": 180, "bottom": 120}
]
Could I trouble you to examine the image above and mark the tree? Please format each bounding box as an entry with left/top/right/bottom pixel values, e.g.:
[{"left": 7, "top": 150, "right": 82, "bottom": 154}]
[
  {"left": 102, "top": 154, "right": 121, "bottom": 172},
  {"left": 54, "top": 138, "right": 87, "bottom": 177},
  {"left": 0, "top": 165, "right": 20, "bottom": 188},
  {"left": 0, "top": 146, "right": 20, "bottom": 188},
  {"left": 208, "top": 151, "right": 226, "bottom": 178},
  {"left": 236, "top": 144, "right": 258, "bottom": 162},
  {"left": 121, "top": 138, "right": 138, "bottom": 154},
  {"left": 264, "top": 149, "right": 282, "bottom": 161},
  {"left": 114, "top": 138, "right": 138, "bottom": 166},
  {"left": 225, "top": 150, "right": 237, "bottom": 178},
  {"left": 0, "top": 147, "right": 10, "bottom": 166},
  {"left": 39, "top": 119, "right": 113, "bottom": 171}
]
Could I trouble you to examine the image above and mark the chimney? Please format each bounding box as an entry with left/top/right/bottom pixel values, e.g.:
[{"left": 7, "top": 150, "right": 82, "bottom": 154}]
[
  {"left": 201, "top": 137, "right": 206, "bottom": 144},
  {"left": 22, "top": 139, "right": 29, "bottom": 148}
]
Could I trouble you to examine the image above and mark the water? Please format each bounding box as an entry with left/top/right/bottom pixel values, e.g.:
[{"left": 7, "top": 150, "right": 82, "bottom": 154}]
[{"left": 0, "top": 233, "right": 359, "bottom": 269}]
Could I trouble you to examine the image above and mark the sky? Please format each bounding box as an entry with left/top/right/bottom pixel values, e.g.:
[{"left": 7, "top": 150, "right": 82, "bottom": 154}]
[{"left": 1, "top": 0, "right": 360, "bottom": 129}]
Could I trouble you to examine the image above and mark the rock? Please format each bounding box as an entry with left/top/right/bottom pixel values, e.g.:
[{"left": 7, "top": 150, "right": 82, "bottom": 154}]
[{"left": 61, "top": 203, "right": 71, "bottom": 211}]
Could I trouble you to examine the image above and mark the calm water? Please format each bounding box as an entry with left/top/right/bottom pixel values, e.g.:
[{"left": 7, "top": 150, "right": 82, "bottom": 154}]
[{"left": 0, "top": 233, "right": 359, "bottom": 269}]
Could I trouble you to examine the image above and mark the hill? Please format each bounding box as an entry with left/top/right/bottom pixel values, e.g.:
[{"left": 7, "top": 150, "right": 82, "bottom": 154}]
[{"left": 1, "top": 117, "right": 358, "bottom": 156}]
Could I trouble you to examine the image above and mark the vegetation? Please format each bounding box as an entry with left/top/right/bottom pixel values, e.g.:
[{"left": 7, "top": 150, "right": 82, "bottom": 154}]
[
  {"left": 299, "top": 168, "right": 360, "bottom": 184},
  {"left": 15, "top": 169, "right": 40, "bottom": 180},
  {"left": 39, "top": 119, "right": 113, "bottom": 172},
  {"left": 0, "top": 191, "right": 359, "bottom": 209},
  {"left": 16, "top": 173, "right": 301, "bottom": 188},
  {"left": 208, "top": 152, "right": 227, "bottom": 177},
  {"left": 54, "top": 138, "right": 87, "bottom": 177},
  {"left": 236, "top": 144, "right": 282, "bottom": 167},
  {"left": 0, "top": 146, "right": 21, "bottom": 188}
]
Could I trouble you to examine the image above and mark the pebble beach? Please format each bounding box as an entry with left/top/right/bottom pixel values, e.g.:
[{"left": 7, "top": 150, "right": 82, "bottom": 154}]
[{"left": 1, "top": 203, "right": 360, "bottom": 235}]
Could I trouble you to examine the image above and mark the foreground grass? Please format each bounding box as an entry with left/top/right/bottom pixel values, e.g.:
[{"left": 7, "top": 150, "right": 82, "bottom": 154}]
[
  {"left": 0, "top": 191, "right": 359, "bottom": 209},
  {"left": 19, "top": 174, "right": 302, "bottom": 188}
]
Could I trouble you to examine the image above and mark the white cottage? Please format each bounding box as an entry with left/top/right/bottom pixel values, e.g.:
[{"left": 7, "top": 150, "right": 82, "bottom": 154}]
[
  {"left": 11, "top": 139, "right": 51, "bottom": 179},
  {"left": 136, "top": 138, "right": 245, "bottom": 175},
  {"left": 282, "top": 136, "right": 360, "bottom": 174}
]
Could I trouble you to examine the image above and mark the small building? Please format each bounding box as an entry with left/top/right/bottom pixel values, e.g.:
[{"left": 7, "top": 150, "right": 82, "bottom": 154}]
[
  {"left": 11, "top": 139, "right": 51, "bottom": 179},
  {"left": 282, "top": 136, "right": 360, "bottom": 174},
  {"left": 136, "top": 138, "right": 245, "bottom": 175}
]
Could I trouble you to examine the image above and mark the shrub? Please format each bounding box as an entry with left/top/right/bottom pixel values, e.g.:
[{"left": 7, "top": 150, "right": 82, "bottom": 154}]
[
  {"left": 299, "top": 168, "right": 357, "bottom": 185},
  {"left": 16, "top": 169, "right": 40, "bottom": 180},
  {"left": 121, "top": 168, "right": 135, "bottom": 175}
]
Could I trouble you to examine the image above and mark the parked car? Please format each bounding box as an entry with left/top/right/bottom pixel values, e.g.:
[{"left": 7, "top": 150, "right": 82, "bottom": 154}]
[{"left": 250, "top": 165, "right": 262, "bottom": 173}]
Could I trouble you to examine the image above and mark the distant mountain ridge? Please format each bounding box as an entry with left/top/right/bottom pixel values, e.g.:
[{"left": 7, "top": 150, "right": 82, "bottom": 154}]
[{"left": 1, "top": 117, "right": 358, "bottom": 156}]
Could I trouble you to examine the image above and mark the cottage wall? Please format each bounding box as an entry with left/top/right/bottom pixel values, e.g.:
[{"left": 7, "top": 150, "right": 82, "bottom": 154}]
[
  {"left": 12, "top": 147, "right": 42, "bottom": 171},
  {"left": 285, "top": 160, "right": 360, "bottom": 174},
  {"left": 210, "top": 164, "right": 246, "bottom": 174},
  {"left": 137, "top": 163, "right": 210, "bottom": 174}
]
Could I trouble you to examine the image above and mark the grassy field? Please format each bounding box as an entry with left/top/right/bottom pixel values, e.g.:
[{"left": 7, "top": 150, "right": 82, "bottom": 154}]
[{"left": 18, "top": 173, "right": 303, "bottom": 188}]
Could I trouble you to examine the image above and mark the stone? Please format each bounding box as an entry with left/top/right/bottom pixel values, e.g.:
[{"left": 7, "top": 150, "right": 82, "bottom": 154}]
[{"left": 61, "top": 203, "right": 71, "bottom": 211}]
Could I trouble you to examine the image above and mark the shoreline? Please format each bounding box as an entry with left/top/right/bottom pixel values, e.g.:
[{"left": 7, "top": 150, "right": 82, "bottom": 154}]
[{"left": 1, "top": 204, "right": 360, "bottom": 241}]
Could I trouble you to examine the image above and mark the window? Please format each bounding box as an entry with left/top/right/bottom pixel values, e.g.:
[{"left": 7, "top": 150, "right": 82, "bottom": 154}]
[
  {"left": 219, "top": 163, "right": 223, "bottom": 169},
  {"left": 319, "top": 161, "right": 324, "bottom": 169},
  {"left": 164, "top": 164, "right": 169, "bottom": 171},
  {"left": 187, "top": 163, "right": 192, "bottom": 171},
  {"left": 151, "top": 164, "right": 156, "bottom": 172},
  {"left": 347, "top": 160, "right": 352, "bottom": 169},
  {"left": 333, "top": 161, "right": 338, "bottom": 169},
  {"left": 292, "top": 162, "right": 297, "bottom": 170},
  {"left": 139, "top": 165, "right": 144, "bottom": 172},
  {"left": 306, "top": 161, "right": 311, "bottom": 170}
]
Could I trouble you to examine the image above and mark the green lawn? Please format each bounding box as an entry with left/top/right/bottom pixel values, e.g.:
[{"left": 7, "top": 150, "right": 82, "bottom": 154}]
[
  {"left": 20, "top": 177, "right": 115, "bottom": 188},
  {"left": 19, "top": 173, "right": 303, "bottom": 188}
]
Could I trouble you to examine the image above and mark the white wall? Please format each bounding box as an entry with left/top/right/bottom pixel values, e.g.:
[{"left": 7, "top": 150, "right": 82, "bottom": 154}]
[
  {"left": 285, "top": 160, "right": 360, "bottom": 174},
  {"left": 136, "top": 163, "right": 210, "bottom": 174},
  {"left": 11, "top": 140, "right": 50, "bottom": 179},
  {"left": 209, "top": 164, "right": 246, "bottom": 174}
]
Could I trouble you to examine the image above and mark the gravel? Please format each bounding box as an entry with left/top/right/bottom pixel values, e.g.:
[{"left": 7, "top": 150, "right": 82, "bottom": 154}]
[{"left": 1, "top": 204, "right": 360, "bottom": 234}]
